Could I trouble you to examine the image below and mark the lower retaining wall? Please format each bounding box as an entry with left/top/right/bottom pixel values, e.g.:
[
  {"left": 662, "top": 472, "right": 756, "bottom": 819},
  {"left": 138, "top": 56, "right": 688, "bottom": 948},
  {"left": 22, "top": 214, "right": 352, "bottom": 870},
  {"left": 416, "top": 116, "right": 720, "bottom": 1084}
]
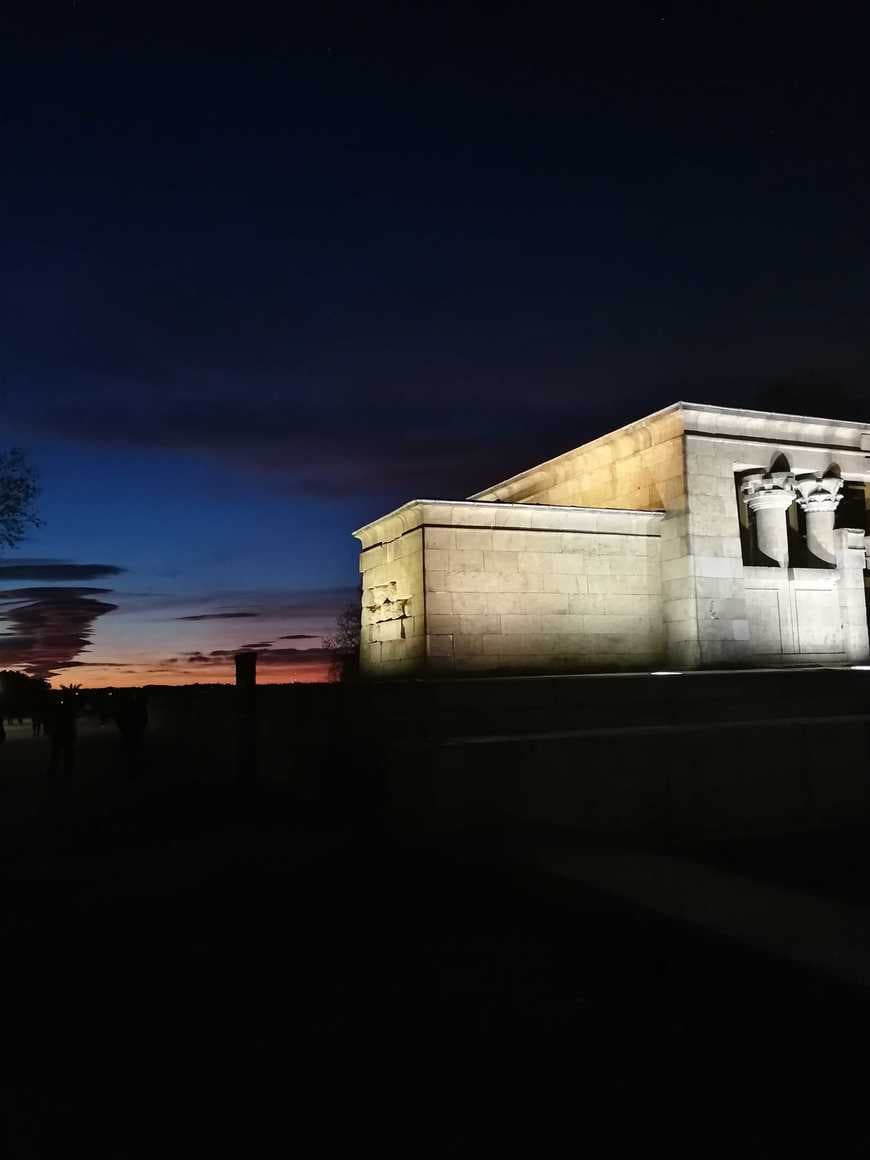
[
  {"left": 364, "top": 670, "right": 870, "bottom": 844},
  {"left": 144, "top": 670, "right": 870, "bottom": 844},
  {"left": 402, "top": 713, "right": 870, "bottom": 844}
]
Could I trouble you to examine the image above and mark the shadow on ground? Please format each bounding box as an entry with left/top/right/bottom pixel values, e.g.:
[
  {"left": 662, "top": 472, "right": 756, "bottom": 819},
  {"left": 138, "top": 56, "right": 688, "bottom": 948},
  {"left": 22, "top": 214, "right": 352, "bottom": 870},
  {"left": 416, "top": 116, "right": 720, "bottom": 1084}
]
[{"left": 3, "top": 720, "right": 870, "bottom": 1157}]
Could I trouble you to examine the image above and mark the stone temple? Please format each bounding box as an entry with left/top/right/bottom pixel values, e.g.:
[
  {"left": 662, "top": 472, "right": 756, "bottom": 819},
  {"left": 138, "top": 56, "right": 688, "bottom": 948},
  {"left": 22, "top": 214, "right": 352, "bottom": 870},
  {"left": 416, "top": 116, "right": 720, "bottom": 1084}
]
[{"left": 353, "top": 403, "right": 870, "bottom": 677}]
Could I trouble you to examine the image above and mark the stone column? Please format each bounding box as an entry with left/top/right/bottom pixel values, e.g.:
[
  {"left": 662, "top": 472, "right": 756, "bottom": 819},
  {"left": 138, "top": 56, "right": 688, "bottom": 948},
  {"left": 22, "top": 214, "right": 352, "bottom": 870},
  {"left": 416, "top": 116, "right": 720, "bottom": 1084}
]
[
  {"left": 795, "top": 475, "right": 843, "bottom": 565},
  {"left": 741, "top": 471, "right": 796, "bottom": 568},
  {"left": 834, "top": 528, "right": 870, "bottom": 662}
]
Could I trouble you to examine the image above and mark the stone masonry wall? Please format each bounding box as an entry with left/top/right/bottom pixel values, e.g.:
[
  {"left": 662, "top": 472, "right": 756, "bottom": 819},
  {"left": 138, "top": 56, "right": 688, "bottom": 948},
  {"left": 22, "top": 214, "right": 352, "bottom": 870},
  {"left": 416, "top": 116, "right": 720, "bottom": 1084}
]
[
  {"left": 422, "top": 502, "right": 664, "bottom": 674},
  {"left": 358, "top": 525, "right": 425, "bottom": 677},
  {"left": 470, "top": 406, "right": 691, "bottom": 665},
  {"left": 682, "top": 407, "right": 870, "bottom": 666}
]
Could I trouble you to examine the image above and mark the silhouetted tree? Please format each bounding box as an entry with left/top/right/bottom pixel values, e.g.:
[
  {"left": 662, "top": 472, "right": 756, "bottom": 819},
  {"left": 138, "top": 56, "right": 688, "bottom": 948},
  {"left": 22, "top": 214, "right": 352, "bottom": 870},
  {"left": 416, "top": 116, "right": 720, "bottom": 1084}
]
[
  {"left": 0, "top": 670, "right": 50, "bottom": 717},
  {"left": 0, "top": 448, "right": 41, "bottom": 549},
  {"left": 322, "top": 602, "right": 361, "bottom": 682}
]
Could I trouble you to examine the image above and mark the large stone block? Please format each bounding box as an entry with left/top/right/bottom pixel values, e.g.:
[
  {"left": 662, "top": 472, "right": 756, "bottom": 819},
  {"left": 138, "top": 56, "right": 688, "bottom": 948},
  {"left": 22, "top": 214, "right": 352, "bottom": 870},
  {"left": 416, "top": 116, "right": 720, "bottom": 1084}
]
[
  {"left": 542, "top": 574, "right": 581, "bottom": 594},
  {"left": 483, "top": 632, "right": 557, "bottom": 655},
  {"left": 425, "top": 570, "right": 447, "bottom": 592},
  {"left": 382, "top": 636, "right": 424, "bottom": 661},
  {"left": 428, "top": 613, "right": 460, "bottom": 635},
  {"left": 662, "top": 576, "right": 695, "bottom": 601},
  {"left": 426, "top": 634, "right": 454, "bottom": 657},
  {"left": 666, "top": 618, "right": 699, "bottom": 644},
  {"left": 541, "top": 612, "right": 587, "bottom": 632},
  {"left": 424, "top": 548, "right": 449, "bottom": 572},
  {"left": 452, "top": 633, "right": 484, "bottom": 656},
  {"left": 699, "top": 596, "right": 747, "bottom": 622},
  {"left": 460, "top": 614, "right": 501, "bottom": 635},
  {"left": 604, "top": 594, "right": 658, "bottom": 616},
  {"left": 662, "top": 556, "right": 694, "bottom": 581},
  {"left": 425, "top": 527, "right": 455, "bottom": 550},
  {"left": 427, "top": 592, "right": 453, "bottom": 615},
  {"left": 452, "top": 506, "right": 495, "bottom": 527},
  {"left": 359, "top": 544, "right": 385, "bottom": 573},
  {"left": 662, "top": 597, "right": 696, "bottom": 623},
  {"left": 500, "top": 613, "right": 543, "bottom": 634},
  {"left": 694, "top": 576, "right": 743, "bottom": 599},
  {"left": 522, "top": 592, "right": 572, "bottom": 614},
  {"left": 493, "top": 506, "right": 532, "bottom": 528},
  {"left": 397, "top": 528, "right": 423, "bottom": 558},
  {"left": 694, "top": 556, "right": 743, "bottom": 579},
  {"left": 568, "top": 595, "right": 606, "bottom": 616},
  {"left": 609, "top": 556, "right": 658, "bottom": 576},
  {"left": 483, "top": 591, "right": 530, "bottom": 614},
  {"left": 378, "top": 619, "right": 404, "bottom": 642},
  {"left": 550, "top": 632, "right": 590, "bottom": 655},
  {"left": 551, "top": 554, "right": 590, "bottom": 575},
  {"left": 585, "top": 614, "right": 648, "bottom": 635},
  {"left": 588, "top": 572, "right": 660, "bottom": 595},
  {"left": 517, "top": 551, "right": 556, "bottom": 573},
  {"left": 491, "top": 529, "right": 529, "bottom": 551},
  {"left": 527, "top": 532, "right": 564, "bottom": 552},
  {"left": 451, "top": 591, "right": 490, "bottom": 614},
  {"left": 453, "top": 528, "right": 494, "bottom": 551},
  {"left": 448, "top": 549, "right": 485, "bottom": 572},
  {"left": 483, "top": 550, "right": 519, "bottom": 572},
  {"left": 661, "top": 535, "right": 689, "bottom": 562},
  {"left": 668, "top": 639, "right": 701, "bottom": 667},
  {"left": 360, "top": 641, "right": 382, "bottom": 667},
  {"left": 445, "top": 570, "right": 544, "bottom": 593}
]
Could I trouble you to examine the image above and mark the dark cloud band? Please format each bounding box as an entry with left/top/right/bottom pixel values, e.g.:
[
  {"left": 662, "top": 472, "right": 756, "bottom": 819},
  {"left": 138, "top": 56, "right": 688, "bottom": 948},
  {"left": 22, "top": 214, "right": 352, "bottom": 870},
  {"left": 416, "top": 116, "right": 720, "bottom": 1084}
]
[
  {"left": 175, "top": 611, "right": 260, "bottom": 621},
  {"left": 0, "top": 563, "right": 125, "bottom": 581}
]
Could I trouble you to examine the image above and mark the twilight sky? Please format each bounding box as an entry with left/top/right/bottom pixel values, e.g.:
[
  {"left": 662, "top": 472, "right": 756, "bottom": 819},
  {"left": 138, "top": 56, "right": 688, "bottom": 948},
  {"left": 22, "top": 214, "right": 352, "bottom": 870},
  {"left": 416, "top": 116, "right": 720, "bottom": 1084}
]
[{"left": 2, "top": 2, "right": 869, "bottom": 684}]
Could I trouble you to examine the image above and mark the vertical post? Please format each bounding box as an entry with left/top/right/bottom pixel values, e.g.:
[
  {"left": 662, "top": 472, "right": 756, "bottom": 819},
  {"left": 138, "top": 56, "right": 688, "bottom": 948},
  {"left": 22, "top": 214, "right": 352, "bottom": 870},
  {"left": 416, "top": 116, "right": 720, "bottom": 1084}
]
[
  {"left": 742, "top": 471, "right": 796, "bottom": 568},
  {"left": 796, "top": 474, "right": 843, "bottom": 566},
  {"left": 834, "top": 529, "right": 870, "bottom": 662},
  {"left": 235, "top": 651, "right": 257, "bottom": 784}
]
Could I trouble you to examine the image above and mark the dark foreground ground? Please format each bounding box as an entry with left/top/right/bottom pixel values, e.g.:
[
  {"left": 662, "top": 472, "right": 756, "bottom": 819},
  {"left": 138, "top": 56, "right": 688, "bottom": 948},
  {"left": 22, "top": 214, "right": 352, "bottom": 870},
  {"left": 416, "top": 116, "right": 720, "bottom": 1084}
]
[{"left": 3, "top": 720, "right": 870, "bottom": 1157}]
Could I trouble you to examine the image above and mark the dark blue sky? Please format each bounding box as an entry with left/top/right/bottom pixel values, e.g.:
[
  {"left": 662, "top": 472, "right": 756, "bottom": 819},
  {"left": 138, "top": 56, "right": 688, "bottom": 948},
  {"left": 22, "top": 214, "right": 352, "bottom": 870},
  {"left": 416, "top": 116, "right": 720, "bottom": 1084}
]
[{"left": 1, "top": 1, "right": 869, "bottom": 681}]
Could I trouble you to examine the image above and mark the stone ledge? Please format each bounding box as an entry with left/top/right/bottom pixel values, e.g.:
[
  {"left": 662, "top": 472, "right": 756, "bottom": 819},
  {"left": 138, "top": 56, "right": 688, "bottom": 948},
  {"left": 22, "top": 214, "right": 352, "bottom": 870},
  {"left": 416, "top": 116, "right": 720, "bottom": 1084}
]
[{"left": 353, "top": 499, "right": 665, "bottom": 548}]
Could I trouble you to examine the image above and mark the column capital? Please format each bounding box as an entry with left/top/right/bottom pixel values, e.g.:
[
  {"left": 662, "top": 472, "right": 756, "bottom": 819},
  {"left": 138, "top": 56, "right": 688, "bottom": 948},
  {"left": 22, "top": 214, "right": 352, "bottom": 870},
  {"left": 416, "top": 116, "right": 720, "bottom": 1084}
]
[
  {"left": 741, "top": 470, "right": 796, "bottom": 513},
  {"left": 795, "top": 474, "right": 843, "bottom": 514}
]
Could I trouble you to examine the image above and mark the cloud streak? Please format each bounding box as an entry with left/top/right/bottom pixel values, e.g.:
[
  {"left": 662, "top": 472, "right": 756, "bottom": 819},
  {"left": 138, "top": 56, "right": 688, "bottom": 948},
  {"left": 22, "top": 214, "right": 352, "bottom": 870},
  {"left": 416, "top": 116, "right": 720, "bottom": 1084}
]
[
  {"left": 175, "top": 611, "right": 260, "bottom": 621},
  {"left": 0, "top": 562, "right": 125, "bottom": 581},
  {"left": 0, "top": 586, "right": 118, "bottom": 679},
  {"left": 177, "top": 646, "right": 331, "bottom": 667}
]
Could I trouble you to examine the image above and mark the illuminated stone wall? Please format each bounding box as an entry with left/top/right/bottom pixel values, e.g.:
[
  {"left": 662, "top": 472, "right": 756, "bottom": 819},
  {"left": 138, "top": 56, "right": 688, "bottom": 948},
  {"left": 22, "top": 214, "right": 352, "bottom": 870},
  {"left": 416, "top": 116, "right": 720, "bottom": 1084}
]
[
  {"left": 357, "top": 509, "right": 426, "bottom": 677},
  {"left": 680, "top": 405, "right": 870, "bottom": 666},
  {"left": 470, "top": 402, "right": 870, "bottom": 668},
  {"left": 423, "top": 503, "right": 664, "bottom": 673},
  {"left": 469, "top": 406, "right": 691, "bottom": 663},
  {"left": 355, "top": 500, "right": 664, "bottom": 675}
]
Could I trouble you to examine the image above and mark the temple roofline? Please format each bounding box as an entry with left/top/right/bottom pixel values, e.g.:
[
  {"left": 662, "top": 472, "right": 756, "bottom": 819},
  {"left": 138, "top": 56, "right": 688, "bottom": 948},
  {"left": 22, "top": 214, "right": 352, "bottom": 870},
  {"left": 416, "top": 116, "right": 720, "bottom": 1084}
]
[{"left": 469, "top": 400, "right": 870, "bottom": 503}]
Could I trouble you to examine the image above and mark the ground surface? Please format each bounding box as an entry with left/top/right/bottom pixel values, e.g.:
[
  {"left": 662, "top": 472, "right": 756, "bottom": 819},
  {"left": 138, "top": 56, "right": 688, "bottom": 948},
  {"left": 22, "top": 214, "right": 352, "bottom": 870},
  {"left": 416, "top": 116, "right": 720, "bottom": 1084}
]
[{"left": 3, "top": 719, "right": 870, "bottom": 1157}]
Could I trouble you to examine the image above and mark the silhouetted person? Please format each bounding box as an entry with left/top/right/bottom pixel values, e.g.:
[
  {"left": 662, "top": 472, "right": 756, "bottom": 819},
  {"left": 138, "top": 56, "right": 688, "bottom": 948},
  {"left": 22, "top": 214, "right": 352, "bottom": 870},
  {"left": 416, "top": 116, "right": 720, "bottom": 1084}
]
[
  {"left": 46, "top": 693, "right": 77, "bottom": 776},
  {"left": 114, "top": 691, "right": 148, "bottom": 777},
  {"left": 0, "top": 719, "right": 5, "bottom": 746},
  {"left": 31, "top": 715, "right": 43, "bottom": 738}
]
